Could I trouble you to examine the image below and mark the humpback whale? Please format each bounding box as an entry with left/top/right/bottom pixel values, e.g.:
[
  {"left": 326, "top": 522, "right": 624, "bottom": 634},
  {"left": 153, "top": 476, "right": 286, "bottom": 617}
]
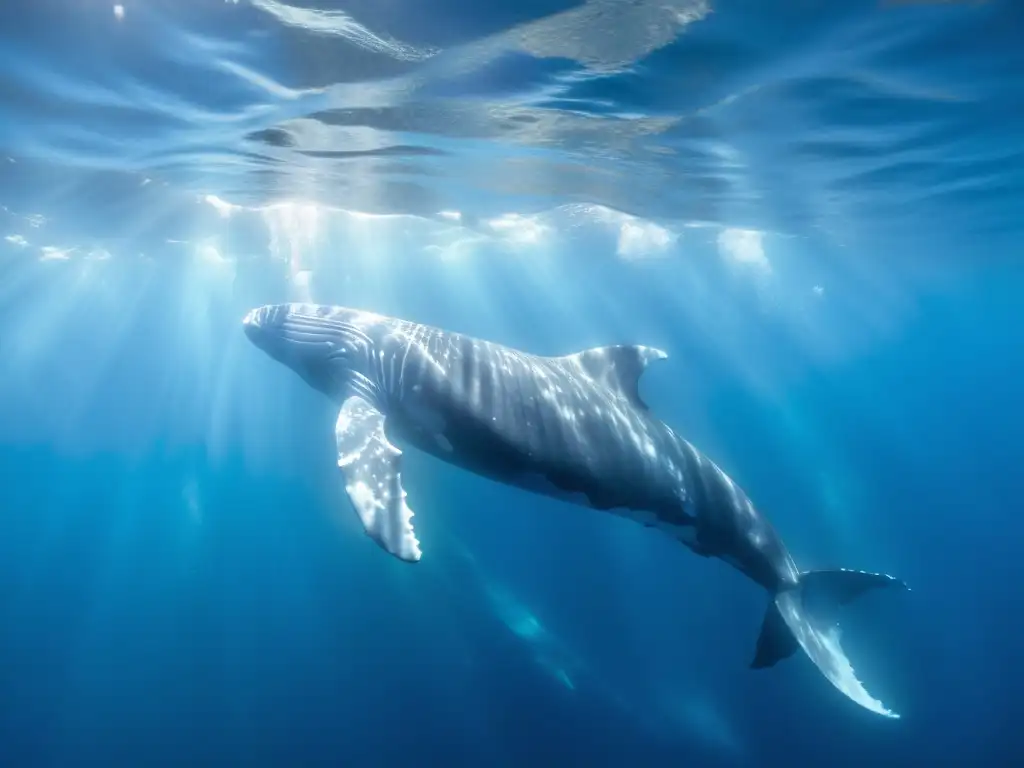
[{"left": 242, "top": 303, "right": 908, "bottom": 718}]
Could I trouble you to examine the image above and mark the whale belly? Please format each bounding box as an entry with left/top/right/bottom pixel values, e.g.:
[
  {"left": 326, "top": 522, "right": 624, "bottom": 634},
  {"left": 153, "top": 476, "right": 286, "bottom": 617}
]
[
  {"left": 396, "top": 392, "right": 697, "bottom": 540},
  {"left": 388, "top": 348, "right": 695, "bottom": 535}
]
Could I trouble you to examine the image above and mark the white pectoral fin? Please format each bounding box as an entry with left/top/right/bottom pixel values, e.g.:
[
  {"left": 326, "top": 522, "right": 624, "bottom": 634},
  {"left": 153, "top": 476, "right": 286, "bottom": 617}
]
[{"left": 335, "top": 396, "right": 422, "bottom": 563}]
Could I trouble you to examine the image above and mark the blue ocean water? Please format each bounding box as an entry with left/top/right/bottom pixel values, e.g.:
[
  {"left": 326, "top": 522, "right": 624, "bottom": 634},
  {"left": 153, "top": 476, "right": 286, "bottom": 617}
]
[{"left": 1, "top": 0, "right": 1022, "bottom": 765}]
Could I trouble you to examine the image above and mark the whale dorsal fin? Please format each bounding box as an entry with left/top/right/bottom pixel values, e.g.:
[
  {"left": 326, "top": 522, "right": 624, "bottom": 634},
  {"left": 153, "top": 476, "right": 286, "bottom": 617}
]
[{"left": 566, "top": 344, "right": 667, "bottom": 411}]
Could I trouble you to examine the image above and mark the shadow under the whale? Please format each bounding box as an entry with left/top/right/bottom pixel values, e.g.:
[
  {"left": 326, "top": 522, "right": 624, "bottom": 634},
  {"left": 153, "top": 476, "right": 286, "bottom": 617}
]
[{"left": 428, "top": 534, "right": 748, "bottom": 765}]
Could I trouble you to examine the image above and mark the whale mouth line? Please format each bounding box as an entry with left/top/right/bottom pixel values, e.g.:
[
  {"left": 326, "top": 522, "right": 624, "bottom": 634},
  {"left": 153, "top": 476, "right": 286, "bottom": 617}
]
[{"left": 243, "top": 305, "right": 374, "bottom": 350}]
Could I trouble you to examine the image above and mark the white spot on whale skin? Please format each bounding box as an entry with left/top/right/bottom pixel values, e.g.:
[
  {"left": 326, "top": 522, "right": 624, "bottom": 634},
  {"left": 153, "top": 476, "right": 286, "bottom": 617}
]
[{"left": 435, "top": 433, "right": 453, "bottom": 452}]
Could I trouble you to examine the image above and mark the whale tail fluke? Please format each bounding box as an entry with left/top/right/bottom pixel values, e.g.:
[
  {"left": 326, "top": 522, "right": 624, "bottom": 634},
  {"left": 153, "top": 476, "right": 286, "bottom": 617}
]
[{"left": 751, "top": 568, "right": 908, "bottom": 718}]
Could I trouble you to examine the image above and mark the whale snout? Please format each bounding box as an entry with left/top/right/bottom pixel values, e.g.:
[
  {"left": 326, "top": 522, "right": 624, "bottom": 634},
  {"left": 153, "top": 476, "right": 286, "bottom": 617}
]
[
  {"left": 242, "top": 303, "right": 350, "bottom": 360},
  {"left": 242, "top": 304, "right": 277, "bottom": 331},
  {"left": 242, "top": 306, "right": 263, "bottom": 329},
  {"left": 242, "top": 304, "right": 290, "bottom": 348},
  {"left": 242, "top": 306, "right": 261, "bottom": 339},
  {"left": 242, "top": 302, "right": 372, "bottom": 398}
]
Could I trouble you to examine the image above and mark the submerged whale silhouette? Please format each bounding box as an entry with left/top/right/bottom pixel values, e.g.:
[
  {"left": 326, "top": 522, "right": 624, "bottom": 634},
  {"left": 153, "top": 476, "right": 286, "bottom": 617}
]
[{"left": 243, "top": 302, "right": 908, "bottom": 718}]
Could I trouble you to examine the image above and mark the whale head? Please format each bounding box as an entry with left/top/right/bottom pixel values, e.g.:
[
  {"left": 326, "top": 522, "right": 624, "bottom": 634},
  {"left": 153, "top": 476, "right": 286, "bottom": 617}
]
[{"left": 242, "top": 303, "right": 379, "bottom": 402}]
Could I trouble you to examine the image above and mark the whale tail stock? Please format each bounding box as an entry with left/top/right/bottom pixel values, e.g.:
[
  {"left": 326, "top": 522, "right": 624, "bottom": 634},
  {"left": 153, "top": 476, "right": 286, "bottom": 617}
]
[{"left": 751, "top": 568, "right": 908, "bottom": 718}]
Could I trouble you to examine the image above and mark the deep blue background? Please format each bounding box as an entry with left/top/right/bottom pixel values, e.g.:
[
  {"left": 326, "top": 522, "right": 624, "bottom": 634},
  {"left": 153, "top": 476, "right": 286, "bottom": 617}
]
[{"left": 1, "top": 0, "right": 1023, "bottom": 765}]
